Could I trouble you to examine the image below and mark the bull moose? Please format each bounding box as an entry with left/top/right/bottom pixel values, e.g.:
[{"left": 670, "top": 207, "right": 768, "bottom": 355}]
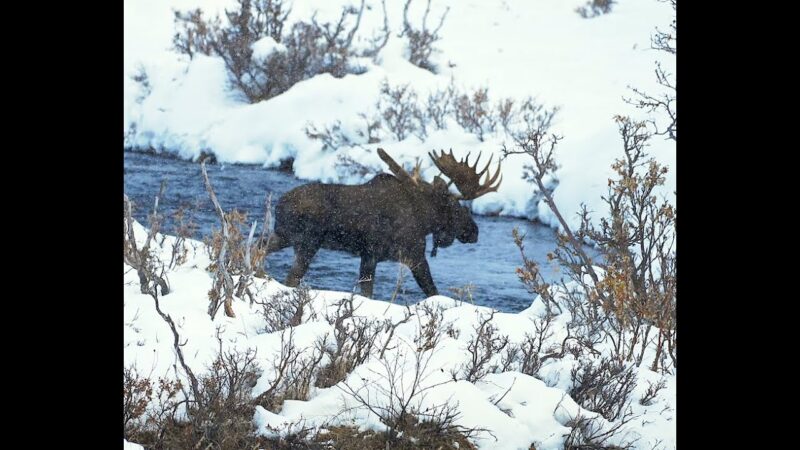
[{"left": 263, "top": 148, "right": 501, "bottom": 298}]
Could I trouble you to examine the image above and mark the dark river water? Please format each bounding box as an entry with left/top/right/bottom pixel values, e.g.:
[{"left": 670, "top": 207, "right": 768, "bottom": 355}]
[{"left": 124, "top": 151, "right": 597, "bottom": 312}]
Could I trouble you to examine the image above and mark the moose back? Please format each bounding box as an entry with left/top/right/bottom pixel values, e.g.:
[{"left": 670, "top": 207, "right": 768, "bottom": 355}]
[{"left": 263, "top": 148, "right": 501, "bottom": 298}]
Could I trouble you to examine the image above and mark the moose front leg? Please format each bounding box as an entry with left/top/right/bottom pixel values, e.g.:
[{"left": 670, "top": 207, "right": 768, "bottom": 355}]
[
  {"left": 358, "top": 256, "right": 377, "bottom": 298},
  {"left": 409, "top": 258, "right": 438, "bottom": 297},
  {"left": 286, "top": 240, "right": 320, "bottom": 287}
]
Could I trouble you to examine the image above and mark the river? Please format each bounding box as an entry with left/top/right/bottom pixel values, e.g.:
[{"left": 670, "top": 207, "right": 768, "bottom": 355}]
[{"left": 124, "top": 151, "right": 598, "bottom": 312}]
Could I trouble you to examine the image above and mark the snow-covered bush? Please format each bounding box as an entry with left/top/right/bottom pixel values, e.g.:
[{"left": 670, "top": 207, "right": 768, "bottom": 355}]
[{"left": 172, "top": 0, "right": 385, "bottom": 103}]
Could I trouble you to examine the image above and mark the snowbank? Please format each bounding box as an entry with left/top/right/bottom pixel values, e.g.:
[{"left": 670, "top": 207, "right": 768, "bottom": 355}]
[
  {"left": 124, "top": 0, "right": 676, "bottom": 230},
  {"left": 124, "top": 221, "right": 675, "bottom": 449}
]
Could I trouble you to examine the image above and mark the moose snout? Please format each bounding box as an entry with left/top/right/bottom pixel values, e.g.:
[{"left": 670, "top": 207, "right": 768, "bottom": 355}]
[{"left": 458, "top": 224, "right": 479, "bottom": 243}]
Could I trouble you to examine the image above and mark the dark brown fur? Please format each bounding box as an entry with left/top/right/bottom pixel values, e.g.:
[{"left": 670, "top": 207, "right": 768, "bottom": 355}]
[{"left": 264, "top": 173, "right": 477, "bottom": 297}]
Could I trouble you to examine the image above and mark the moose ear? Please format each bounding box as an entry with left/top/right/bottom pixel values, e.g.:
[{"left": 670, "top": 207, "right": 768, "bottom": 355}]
[{"left": 433, "top": 176, "right": 449, "bottom": 194}]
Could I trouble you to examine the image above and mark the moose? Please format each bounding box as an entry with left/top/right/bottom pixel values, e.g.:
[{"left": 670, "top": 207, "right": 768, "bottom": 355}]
[{"left": 263, "top": 148, "right": 501, "bottom": 298}]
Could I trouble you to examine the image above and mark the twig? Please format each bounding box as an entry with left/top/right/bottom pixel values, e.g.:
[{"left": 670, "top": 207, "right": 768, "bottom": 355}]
[
  {"left": 492, "top": 377, "right": 516, "bottom": 406},
  {"left": 201, "top": 161, "right": 236, "bottom": 318}
]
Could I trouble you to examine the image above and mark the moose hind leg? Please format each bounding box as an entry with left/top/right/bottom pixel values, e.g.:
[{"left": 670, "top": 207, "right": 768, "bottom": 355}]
[
  {"left": 358, "top": 256, "right": 377, "bottom": 298},
  {"left": 409, "top": 258, "right": 438, "bottom": 297},
  {"left": 285, "top": 240, "right": 321, "bottom": 287}
]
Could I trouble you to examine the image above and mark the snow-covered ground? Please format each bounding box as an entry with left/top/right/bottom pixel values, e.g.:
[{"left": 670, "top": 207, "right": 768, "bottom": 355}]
[
  {"left": 124, "top": 0, "right": 675, "bottom": 230},
  {"left": 124, "top": 221, "right": 675, "bottom": 449},
  {"left": 124, "top": 2, "right": 676, "bottom": 447}
]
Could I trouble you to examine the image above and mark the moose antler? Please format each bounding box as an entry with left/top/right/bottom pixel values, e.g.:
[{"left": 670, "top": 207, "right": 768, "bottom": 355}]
[
  {"left": 428, "top": 149, "right": 502, "bottom": 200},
  {"left": 377, "top": 148, "right": 419, "bottom": 185}
]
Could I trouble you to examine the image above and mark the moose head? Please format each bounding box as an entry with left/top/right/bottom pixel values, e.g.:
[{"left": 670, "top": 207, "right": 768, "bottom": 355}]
[
  {"left": 266, "top": 148, "right": 502, "bottom": 298},
  {"left": 376, "top": 148, "right": 502, "bottom": 256}
]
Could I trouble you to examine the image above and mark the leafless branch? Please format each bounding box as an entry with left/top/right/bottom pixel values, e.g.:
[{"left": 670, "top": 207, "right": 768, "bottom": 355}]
[{"left": 202, "top": 161, "right": 236, "bottom": 318}]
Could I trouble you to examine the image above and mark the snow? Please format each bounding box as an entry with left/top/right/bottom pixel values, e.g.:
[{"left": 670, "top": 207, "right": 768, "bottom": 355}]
[
  {"left": 123, "top": 440, "right": 144, "bottom": 450},
  {"left": 124, "top": 222, "right": 675, "bottom": 449},
  {"left": 252, "top": 36, "right": 287, "bottom": 60},
  {"left": 124, "top": 0, "right": 676, "bottom": 230},
  {"left": 124, "top": 1, "right": 676, "bottom": 446}
]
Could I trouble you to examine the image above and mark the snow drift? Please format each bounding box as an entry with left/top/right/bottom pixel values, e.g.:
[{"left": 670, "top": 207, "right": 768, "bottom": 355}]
[{"left": 123, "top": 219, "right": 675, "bottom": 449}]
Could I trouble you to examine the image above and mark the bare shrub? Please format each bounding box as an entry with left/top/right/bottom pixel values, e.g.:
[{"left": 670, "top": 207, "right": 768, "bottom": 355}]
[
  {"left": 425, "top": 81, "right": 457, "bottom": 130},
  {"left": 172, "top": 8, "right": 218, "bottom": 58},
  {"left": 400, "top": 0, "right": 450, "bottom": 72},
  {"left": 562, "top": 412, "right": 635, "bottom": 450},
  {"left": 504, "top": 113, "right": 676, "bottom": 375},
  {"left": 125, "top": 376, "right": 184, "bottom": 448},
  {"left": 252, "top": 0, "right": 292, "bottom": 42},
  {"left": 123, "top": 366, "right": 153, "bottom": 439},
  {"left": 306, "top": 79, "right": 452, "bottom": 151},
  {"left": 569, "top": 358, "right": 637, "bottom": 422},
  {"left": 584, "top": 118, "right": 675, "bottom": 372},
  {"left": 128, "top": 346, "right": 265, "bottom": 449},
  {"left": 501, "top": 315, "right": 560, "bottom": 376},
  {"left": 413, "top": 302, "right": 448, "bottom": 352},
  {"left": 447, "top": 283, "right": 476, "bottom": 305},
  {"left": 340, "top": 341, "right": 487, "bottom": 446},
  {"left": 132, "top": 271, "right": 265, "bottom": 448},
  {"left": 492, "top": 95, "right": 560, "bottom": 137},
  {"left": 625, "top": 0, "right": 675, "bottom": 140},
  {"left": 422, "top": 83, "right": 552, "bottom": 140},
  {"left": 166, "top": 202, "right": 199, "bottom": 269},
  {"left": 256, "top": 328, "right": 326, "bottom": 412},
  {"left": 360, "top": 0, "right": 391, "bottom": 60},
  {"left": 255, "top": 284, "right": 317, "bottom": 333},
  {"left": 277, "top": 339, "right": 326, "bottom": 407},
  {"left": 316, "top": 421, "right": 477, "bottom": 449},
  {"left": 453, "top": 311, "right": 510, "bottom": 382},
  {"left": 510, "top": 127, "right": 676, "bottom": 364},
  {"left": 639, "top": 377, "right": 667, "bottom": 406},
  {"left": 496, "top": 98, "right": 515, "bottom": 134},
  {"left": 124, "top": 186, "right": 170, "bottom": 297},
  {"left": 307, "top": 80, "right": 546, "bottom": 151},
  {"left": 261, "top": 418, "right": 322, "bottom": 448},
  {"left": 626, "top": 64, "right": 675, "bottom": 141},
  {"left": 202, "top": 162, "right": 268, "bottom": 317},
  {"left": 182, "top": 341, "right": 264, "bottom": 448},
  {"left": 378, "top": 80, "right": 423, "bottom": 141},
  {"left": 305, "top": 120, "right": 354, "bottom": 152},
  {"left": 355, "top": 112, "right": 383, "bottom": 144},
  {"left": 214, "top": 1, "right": 299, "bottom": 102},
  {"left": 575, "top": 0, "right": 616, "bottom": 19},
  {"left": 173, "top": 0, "right": 384, "bottom": 104},
  {"left": 257, "top": 192, "right": 275, "bottom": 265},
  {"left": 125, "top": 233, "right": 286, "bottom": 448},
  {"left": 377, "top": 307, "right": 415, "bottom": 359},
  {"left": 512, "top": 227, "right": 563, "bottom": 318},
  {"left": 518, "top": 97, "right": 559, "bottom": 134},
  {"left": 306, "top": 112, "right": 382, "bottom": 156},
  {"left": 651, "top": 1, "right": 676, "bottom": 56},
  {"left": 454, "top": 87, "right": 496, "bottom": 142},
  {"left": 315, "top": 294, "right": 383, "bottom": 388}
]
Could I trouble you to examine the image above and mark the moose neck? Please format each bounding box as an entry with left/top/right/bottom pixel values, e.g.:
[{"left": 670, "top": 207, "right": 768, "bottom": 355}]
[{"left": 414, "top": 188, "right": 446, "bottom": 236}]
